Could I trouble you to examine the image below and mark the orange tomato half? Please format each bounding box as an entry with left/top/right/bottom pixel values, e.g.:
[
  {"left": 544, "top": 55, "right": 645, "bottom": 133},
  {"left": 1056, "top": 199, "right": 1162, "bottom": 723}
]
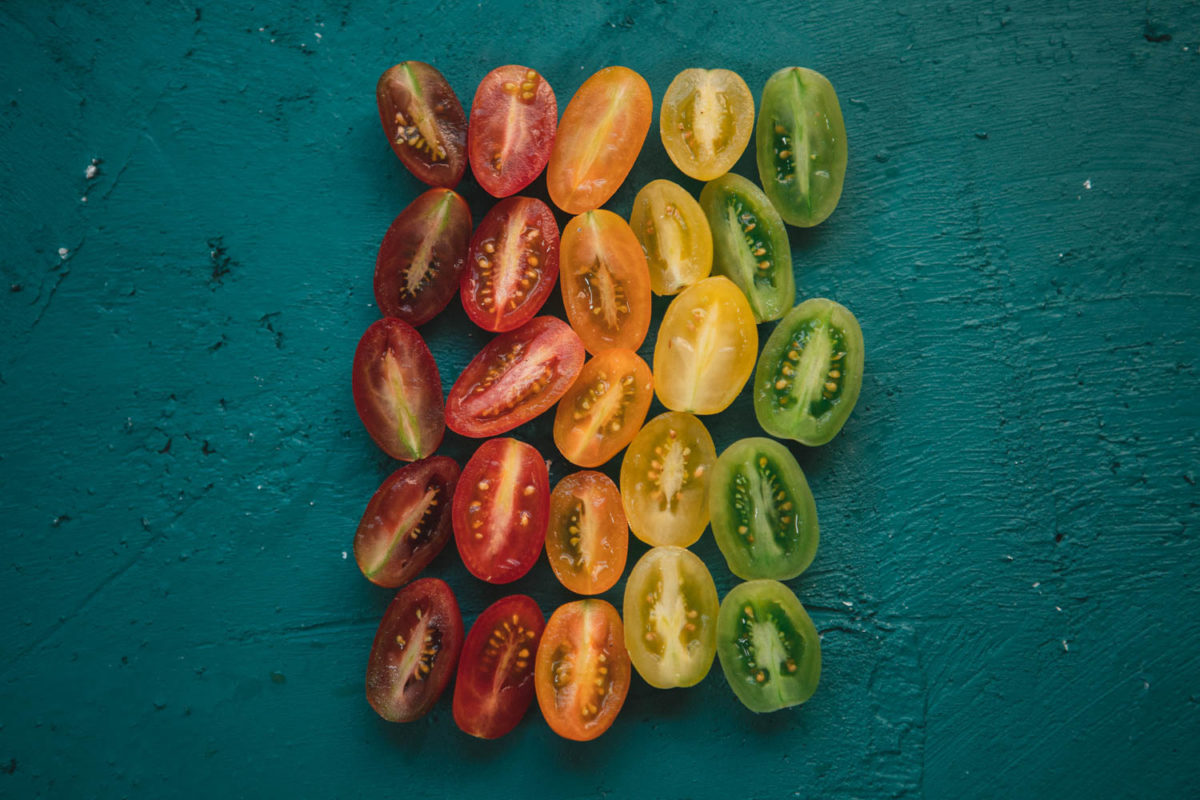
[
  {"left": 547, "top": 67, "right": 652, "bottom": 215},
  {"left": 553, "top": 348, "right": 653, "bottom": 468},
  {"left": 545, "top": 471, "right": 629, "bottom": 595}
]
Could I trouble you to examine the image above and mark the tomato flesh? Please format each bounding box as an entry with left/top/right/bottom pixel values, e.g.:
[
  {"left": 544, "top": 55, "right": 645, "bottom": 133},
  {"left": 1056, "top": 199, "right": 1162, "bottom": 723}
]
[
  {"left": 535, "top": 599, "right": 631, "bottom": 741},
  {"left": 452, "top": 438, "right": 548, "bottom": 584},
  {"left": 445, "top": 316, "right": 585, "bottom": 438},
  {"left": 659, "top": 68, "right": 755, "bottom": 181},
  {"left": 716, "top": 580, "right": 820, "bottom": 712},
  {"left": 452, "top": 595, "right": 545, "bottom": 739},
  {"left": 630, "top": 179, "right": 713, "bottom": 297},
  {"left": 547, "top": 67, "right": 653, "bottom": 214},
  {"left": 710, "top": 438, "right": 818, "bottom": 581},
  {"left": 377, "top": 61, "right": 467, "bottom": 188},
  {"left": 461, "top": 196, "right": 560, "bottom": 333},
  {"left": 753, "top": 298, "right": 864, "bottom": 446},
  {"left": 468, "top": 65, "right": 557, "bottom": 198},
  {"left": 352, "top": 317, "right": 445, "bottom": 461},
  {"left": 553, "top": 348, "right": 653, "bottom": 469},
  {"left": 560, "top": 210, "right": 652, "bottom": 355},
  {"left": 374, "top": 188, "right": 472, "bottom": 326},
  {"left": 365, "top": 577, "right": 464, "bottom": 722},
  {"left": 354, "top": 456, "right": 460, "bottom": 588},
  {"left": 545, "top": 471, "right": 628, "bottom": 595},
  {"left": 652, "top": 276, "right": 758, "bottom": 415},
  {"left": 756, "top": 67, "right": 847, "bottom": 228},
  {"left": 700, "top": 173, "right": 793, "bottom": 323},
  {"left": 622, "top": 546, "right": 718, "bottom": 689},
  {"left": 619, "top": 411, "right": 716, "bottom": 548}
]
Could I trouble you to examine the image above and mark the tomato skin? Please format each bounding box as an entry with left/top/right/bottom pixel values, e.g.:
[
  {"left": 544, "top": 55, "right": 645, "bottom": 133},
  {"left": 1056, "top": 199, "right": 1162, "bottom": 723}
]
[
  {"left": 547, "top": 67, "right": 653, "bottom": 214},
  {"left": 652, "top": 276, "right": 758, "bottom": 415},
  {"left": 535, "top": 599, "right": 631, "bottom": 741},
  {"left": 630, "top": 179, "right": 713, "bottom": 297},
  {"left": 365, "top": 577, "right": 464, "bottom": 723},
  {"left": 377, "top": 61, "right": 468, "bottom": 188},
  {"left": 374, "top": 188, "right": 472, "bottom": 326},
  {"left": 352, "top": 317, "right": 445, "bottom": 461},
  {"left": 460, "top": 197, "right": 560, "bottom": 333},
  {"left": 699, "top": 173, "right": 793, "bottom": 323},
  {"left": 452, "top": 595, "right": 545, "bottom": 739},
  {"left": 545, "top": 471, "right": 628, "bottom": 595},
  {"left": 710, "top": 438, "right": 818, "bottom": 580},
  {"left": 622, "top": 546, "right": 719, "bottom": 689},
  {"left": 715, "top": 580, "right": 820, "bottom": 712},
  {"left": 445, "top": 316, "right": 585, "bottom": 438},
  {"left": 560, "top": 210, "right": 652, "bottom": 355},
  {"left": 468, "top": 65, "right": 557, "bottom": 198},
  {"left": 755, "top": 67, "right": 847, "bottom": 227},
  {"left": 619, "top": 411, "right": 717, "bottom": 548},
  {"left": 452, "top": 438, "right": 549, "bottom": 584},
  {"left": 354, "top": 456, "right": 461, "bottom": 588},
  {"left": 553, "top": 349, "right": 653, "bottom": 468},
  {"left": 753, "top": 298, "right": 864, "bottom": 446},
  {"left": 659, "top": 68, "right": 755, "bottom": 181}
]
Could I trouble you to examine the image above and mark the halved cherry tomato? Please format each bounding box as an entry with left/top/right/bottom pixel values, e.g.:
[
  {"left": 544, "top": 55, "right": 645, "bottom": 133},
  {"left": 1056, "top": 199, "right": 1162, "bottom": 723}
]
[
  {"left": 699, "top": 173, "right": 793, "bottom": 323},
  {"left": 547, "top": 67, "right": 653, "bottom": 214},
  {"left": 374, "top": 188, "right": 472, "bottom": 326},
  {"left": 354, "top": 456, "right": 460, "bottom": 588},
  {"left": 460, "top": 197, "right": 560, "bottom": 332},
  {"left": 452, "top": 594, "right": 545, "bottom": 739},
  {"left": 756, "top": 67, "right": 847, "bottom": 228},
  {"left": 622, "top": 546, "right": 718, "bottom": 689},
  {"left": 535, "top": 599, "right": 631, "bottom": 741},
  {"left": 545, "top": 471, "right": 628, "bottom": 595},
  {"left": 652, "top": 276, "right": 758, "bottom": 415},
  {"left": 365, "top": 577, "right": 463, "bottom": 722},
  {"left": 659, "top": 68, "right": 755, "bottom": 181},
  {"left": 716, "top": 579, "right": 820, "bottom": 712},
  {"left": 619, "top": 411, "right": 716, "bottom": 548},
  {"left": 553, "top": 348, "right": 653, "bottom": 468},
  {"left": 445, "top": 316, "right": 585, "bottom": 438},
  {"left": 452, "top": 438, "right": 548, "bottom": 584},
  {"left": 377, "top": 61, "right": 467, "bottom": 188},
  {"left": 352, "top": 317, "right": 445, "bottom": 461},
  {"left": 560, "top": 210, "right": 652, "bottom": 355},
  {"left": 468, "top": 65, "right": 557, "bottom": 198},
  {"left": 630, "top": 179, "right": 713, "bottom": 296}
]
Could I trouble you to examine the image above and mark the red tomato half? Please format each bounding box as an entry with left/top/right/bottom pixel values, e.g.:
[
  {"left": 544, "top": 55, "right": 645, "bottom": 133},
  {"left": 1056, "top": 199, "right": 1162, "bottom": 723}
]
[
  {"left": 452, "top": 438, "right": 549, "bottom": 583},
  {"left": 534, "top": 599, "right": 631, "bottom": 741},
  {"left": 452, "top": 595, "right": 546, "bottom": 739},
  {"left": 460, "top": 197, "right": 560, "bottom": 332},
  {"left": 353, "top": 456, "right": 460, "bottom": 588},
  {"left": 366, "top": 577, "right": 464, "bottom": 723},
  {"left": 374, "top": 188, "right": 472, "bottom": 326},
  {"left": 469, "top": 65, "right": 557, "bottom": 198},
  {"left": 445, "top": 317, "right": 585, "bottom": 438},
  {"left": 352, "top": 318, "right": 445, "bottom": 461},
  {"left": 376, "top": 61, "right": 467, "bottom": 188}
]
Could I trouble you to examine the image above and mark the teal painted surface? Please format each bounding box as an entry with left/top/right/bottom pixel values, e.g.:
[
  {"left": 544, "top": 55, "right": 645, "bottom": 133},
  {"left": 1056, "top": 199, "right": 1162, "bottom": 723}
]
[{"left": 2, "top": 0, "right": 1198, "bottom": 796}]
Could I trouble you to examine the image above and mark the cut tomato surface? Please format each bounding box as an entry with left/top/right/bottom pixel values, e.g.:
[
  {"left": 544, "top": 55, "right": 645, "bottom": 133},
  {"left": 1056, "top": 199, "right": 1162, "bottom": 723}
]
[{"left": 469, "top": 65, "right": 557, "bottom": 198}]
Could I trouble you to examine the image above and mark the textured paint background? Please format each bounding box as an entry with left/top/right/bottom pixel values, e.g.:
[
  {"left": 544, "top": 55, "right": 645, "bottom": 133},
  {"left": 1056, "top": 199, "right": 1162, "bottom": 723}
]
[{"left": 2, "top": 0, "right": 1198, "bottom": 797}]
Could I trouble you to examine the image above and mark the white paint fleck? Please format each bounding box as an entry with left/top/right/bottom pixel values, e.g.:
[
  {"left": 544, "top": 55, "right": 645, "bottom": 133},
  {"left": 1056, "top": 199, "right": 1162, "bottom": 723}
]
[
  {"left": 81, "top": 196, "right": 88, "bottom": 203},
  {"left": 842, "top": 600, "right": 854, "bottom": 607},
  {"left": 85, "top": 163, "right": 98, "bottom": 179},
  {"left": 1032, "top": 581, "right": 1041, "bottom": 588},
  {"left": 1143, "top": 679, "right": 1150, "bottom": 689},
  {"left": 1055, "top": 605, "right": 1062, "bottom": 612},
  {"left": 1062, "top": 640, "right": 1069, "bottom": 652},
  {"left": 58, "top": 247, "right": 69, "bottom": 258},
  {"left": 341, "top": 551, "right": 347, "bottom": 559},
  {"left": 315, "top": 32, "right": 322, "bottom": 40},
  {"left": 1082, "top": 179, "right": 1092, "bottom": 190},
  {"left": 257, "top": 484, "right": 263, "bottom": 490}
]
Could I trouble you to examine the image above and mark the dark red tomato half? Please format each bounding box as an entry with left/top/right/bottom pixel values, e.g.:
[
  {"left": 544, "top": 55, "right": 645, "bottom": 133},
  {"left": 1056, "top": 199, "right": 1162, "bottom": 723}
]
[
  {"left": 354, "top": 456, "right": 460, "bottom": 588},
  {"left": 452, "top": 438, "right": 549, "bottom": 583},
  {"left": 377, "top": 61, "right": 467, "bottom": 188},
  {"left": 352, "top": 317, "right": 445, "bottom": 461},
  {"left": 468, "top": 65, "right": 557, "bottom": 198},
  {"left": 445, "top": 316, "right": 585, "bottom": 438},
  {"left": 366, "top": 577, "right": 464, "bottom": 723},
  {"left": 374, "top": 188, "right": 472, "bottom": 326},
  {"left": 452, "top": 594, "right": 546, "bottom": 739},
  {"left": 461, "top": 196, "right": 560, "bottom": 333}
]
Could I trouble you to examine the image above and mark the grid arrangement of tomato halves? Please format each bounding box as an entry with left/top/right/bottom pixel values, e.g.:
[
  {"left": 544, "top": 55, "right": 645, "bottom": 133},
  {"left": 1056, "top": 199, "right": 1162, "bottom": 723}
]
[{"left": 354, "top": 61, "right": 862, "bottom": 741}]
